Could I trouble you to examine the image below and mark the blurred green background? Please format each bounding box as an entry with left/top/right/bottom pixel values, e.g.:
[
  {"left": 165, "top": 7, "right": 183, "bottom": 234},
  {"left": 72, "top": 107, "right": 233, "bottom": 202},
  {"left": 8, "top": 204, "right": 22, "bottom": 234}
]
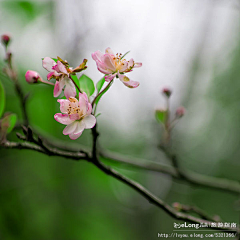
[{"left": 0, "top": 1, "right": 240, "bottom": 239}]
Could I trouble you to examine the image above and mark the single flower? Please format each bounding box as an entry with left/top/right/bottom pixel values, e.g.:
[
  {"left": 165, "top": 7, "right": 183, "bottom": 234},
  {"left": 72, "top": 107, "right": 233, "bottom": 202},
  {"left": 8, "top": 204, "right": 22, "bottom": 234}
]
[
  {"left": 42, "top": 57, "right": 76, "bottom": 98},
  {"left": 92, "top": 47, "right": 142, "bottom": 88},
  {"left": 54, "top": 93, "right": 96, "bottom": 140}
]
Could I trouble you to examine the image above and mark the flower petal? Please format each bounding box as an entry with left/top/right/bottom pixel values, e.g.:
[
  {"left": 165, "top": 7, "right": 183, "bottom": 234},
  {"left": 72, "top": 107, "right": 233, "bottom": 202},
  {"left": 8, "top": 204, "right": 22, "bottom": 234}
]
[
  {"left": 54, "top": 113, "right": 73, "bottom": 125},
  {"left": 57, "top": 61, "right": 68, "bottom": 74},
  {"left": 118, "top": 60, "right": 128, "bottom": 72},
  {"left": 57, "top": 99, "right": 70, "bottom": 113},
  {"left": 78, "top": 93, "right": 88, "bottom": 115},
  {"left": 105, "top": 73, "right": 117, "bottom": 82},
  {"left": 105, "top": 47, "right": 114, "bottom": 55},
  {"left": 63, "top": 121, "right": 78, "bottom": 135},
  {"left": 64, "top": 78, "right": 76, "bottom": 99},
  {"left": 53, "top": 78, "right": 65, "bottom": 97},
  {"left": 92, "top": 50, "right": 104, "bottom": 62},
  {"left": 47, "top": 72, "right": 55, "bottom": 80},
  {"left": 82, "top": 115, "right": 96, "bottom": 129},
  {"left": 74, "top": 121, "right": 86, "bottom": 134},
  {"left": 118, "top": 73, "right": 139, "bottom": 88},
  {"left": 69, "top": 131, "right": 83, "bottom": 140},
  {"left": 102, "top": 54, "right": 116, "bottom": 71},
  {"left": 86, "top": 103, "right": 92, "bottom": 115},
  {"left": 42, "top": 57, "right": 56, "bottom": 72},
  {"left": 69, "top": 113, "right": 80, "bottom": 121},
  {"left": 134, "top": 62, "right": 142, "bottom": 68}
]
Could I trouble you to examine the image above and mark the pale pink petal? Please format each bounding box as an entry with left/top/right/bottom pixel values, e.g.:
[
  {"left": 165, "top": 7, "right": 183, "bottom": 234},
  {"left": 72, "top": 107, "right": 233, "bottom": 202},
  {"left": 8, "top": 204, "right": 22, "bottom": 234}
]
[
  {"left": 54, "top": 113, "right": 73, "bottom": 125},
  {"left": 74, "top": 121, "right": 86, "bottom": 134},
  {"left": 102, "top": 54, "right": 116, "bottom": 71},
  {"left": 118, "top": 74, "right": 139, "bottom": 88},
  {"left": 78, "top": 93, "right": 88, "bottom": 115},
  {"left": 42, "top": 57, "right": 56, "bottom": 72},
  {"left": 105, "top": 73, "right": 117, "bottom": 82},
  {"left": 128, "top": 58, "right": 134, "bottom": 68},
  {"left": 118, "top": 60, "right": 128, "bottom": 72},
  {"left": 134, "top": 62, "right": 142, "bottom": 68},
  {"left": 57, "top": 61, "right": 68, "bottom": 74},
  {"left": 69, "top": 113, "right": 80, "bottom": 121},
  {"left": 69, "top": 131, "right": 83, "bottom": 140},
  {"left": 82, "top": 115, "right": 96, "bottom": 129},
  {"left": 57, "top": 99, "right": 70, "bottom": 113},
  {"left": 63, "top": 121, "right": 78, "bottom": 135},
  {"left": 53, "top": 78, "right": 65, "bottom": 97},
  {"left": 86, "top": 103, "right": 92, "bottom": 115},
  {"left": 47, "top": 72, "right": 55, "bottom": 80},
  {"left": 92, "top": 50, "right": 104, "bottom": 62},
  {"left": 64, "top": 78, "right": 76, "bottom": 99},
  {"left": 105, "top": 47, "right": 114, "bottom": 55}
]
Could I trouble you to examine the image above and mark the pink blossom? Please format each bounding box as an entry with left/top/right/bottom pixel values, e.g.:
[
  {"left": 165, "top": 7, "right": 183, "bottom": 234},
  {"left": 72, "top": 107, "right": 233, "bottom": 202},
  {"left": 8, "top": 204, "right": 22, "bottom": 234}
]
[
  {"left": 54, "top": 93, "right": 96, "bottom": 140},
  {"left": 42, "top": 57, "right": 76, "bottom": 98},
  {"left": 92, "top": 47, "right": 142, "bottom": 88}
]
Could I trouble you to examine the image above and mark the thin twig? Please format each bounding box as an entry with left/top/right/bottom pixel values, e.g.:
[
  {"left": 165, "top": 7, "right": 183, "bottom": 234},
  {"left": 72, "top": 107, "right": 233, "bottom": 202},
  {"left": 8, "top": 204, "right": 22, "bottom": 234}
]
[
  {"left": 100, "top": 149, "right": 240, "bottom": 195},
  {"left": 69, "top": 75, "right": 82, "bottom": 93}
]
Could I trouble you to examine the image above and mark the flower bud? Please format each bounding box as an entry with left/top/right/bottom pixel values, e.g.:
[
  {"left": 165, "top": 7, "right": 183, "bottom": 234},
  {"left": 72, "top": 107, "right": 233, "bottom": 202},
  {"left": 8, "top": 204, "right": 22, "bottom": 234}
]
[
  {"left": 1, "top": 34, "right": 11, "bottom": 48},
  {"left": 175, "top": 106, "right": 185, "bottom": 118},
  {"left": 172, "top": 202, "right": 182, "bottom": 211},
  {"left": 162, "top": 87, "right": 172, "bottom": 98},
  {"left": 25, "top": 70, "right": 40, "bottom": 84}
]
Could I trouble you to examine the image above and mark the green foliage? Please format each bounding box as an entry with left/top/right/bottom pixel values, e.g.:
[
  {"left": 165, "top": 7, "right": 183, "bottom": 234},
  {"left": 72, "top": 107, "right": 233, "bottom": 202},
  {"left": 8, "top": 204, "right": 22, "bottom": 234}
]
[
  {"left": 94, "top": 81, "right": 113, "bottom": 107},
  {"left": 96, "top": 77, "right": 105, "bottom": 93},
  {"left": 1, "top": 1, "right": 54, "bottom": 24},
  {"left": 79, "top": 74, "right": 95, "bottom": 97},
  {"left": 0, "top": 80, "right": 5, "bottom": 118},
  {"left": 1, "top": 113, "right": 17, "bottom": 134},
  {"left": 155, "top": 109, "right": 167, "bottom": 124}
]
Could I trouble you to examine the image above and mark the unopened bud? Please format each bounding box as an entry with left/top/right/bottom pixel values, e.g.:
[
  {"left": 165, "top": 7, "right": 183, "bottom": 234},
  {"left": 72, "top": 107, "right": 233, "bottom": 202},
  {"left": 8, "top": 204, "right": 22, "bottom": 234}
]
[
  {"left": 172, "top": 202, "right": 182, "bottom": 211},
  {"left": 25, "top": 70, "right": 40, "bottom": 84},
  {"left": 162, "top": 87, "right": 172, "bottom": 98},
  {"left": 1, "top": 34, "right": 11, "bottom": 48},
  {"left": 175, "top": 106, "right": 185, "bottom": 118}
]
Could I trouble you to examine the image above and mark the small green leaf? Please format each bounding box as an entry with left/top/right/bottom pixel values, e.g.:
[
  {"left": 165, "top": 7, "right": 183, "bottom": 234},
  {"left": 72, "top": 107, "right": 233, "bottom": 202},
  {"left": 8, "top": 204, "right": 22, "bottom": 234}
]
[
  {"left": 71, "top": 74, "right": 80, "bottom": 93},
  {"left": 95, "top": 81, "right": 113, "bottom": 107},
  {"left": 121, "top": 51, "right": 130, "bottom": 60},
  {"left": 79, "top": 74, "right": 95, "bottom": 97},
  {"left": 1, "top": 113, "right": 17, "bottom": 134},
  {"left": 155, "top": 109, "right": 167, "bottom": 123},
  {"left": 95, "top": 113, "right": 101, "bottom": 118},
  {"left": 96, "top": 77, "right": 105, "bottom": 93},
  {"left": 0, "top": 81, "right": 5, "bottom": 118}
]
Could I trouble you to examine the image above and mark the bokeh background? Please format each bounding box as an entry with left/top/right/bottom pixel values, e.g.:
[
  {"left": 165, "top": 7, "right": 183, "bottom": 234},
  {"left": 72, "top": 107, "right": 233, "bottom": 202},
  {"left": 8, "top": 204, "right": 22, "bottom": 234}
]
[{"left": 0, "top": 0, "right": 240, "bottom": 239}]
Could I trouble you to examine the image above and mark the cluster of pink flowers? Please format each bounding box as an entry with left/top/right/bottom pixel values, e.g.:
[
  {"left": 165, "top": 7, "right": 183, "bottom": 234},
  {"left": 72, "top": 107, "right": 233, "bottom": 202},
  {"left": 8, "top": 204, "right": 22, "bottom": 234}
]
[{"left": 25, "top": 48, "right": 142, "bottom": 139}]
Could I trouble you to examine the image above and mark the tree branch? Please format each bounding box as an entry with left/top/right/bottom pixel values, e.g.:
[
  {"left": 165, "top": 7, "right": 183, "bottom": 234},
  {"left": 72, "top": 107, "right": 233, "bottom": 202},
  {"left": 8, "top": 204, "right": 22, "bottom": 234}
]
[{"left": 100, "top": 149, "right": 240, "bottom": 195}]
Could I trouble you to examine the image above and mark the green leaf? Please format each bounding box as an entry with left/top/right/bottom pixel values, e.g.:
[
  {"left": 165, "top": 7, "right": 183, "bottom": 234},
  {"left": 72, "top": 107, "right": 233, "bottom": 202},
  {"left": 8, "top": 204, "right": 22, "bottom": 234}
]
[
  {"left": 79, "top": 74, "right": 95, "bottom": 97},
  {"left": 0, "top": 81, "right": 5, "bottom": 118},
  {"left": 1, "top": 113, "right": 17, "bottom": 134},
  {"left": 95, "top": 81, "right": 113, "bottom": 107},
  {"left": 121, "top": 51, "right": 130, "bottom": 60},
  {"left": 155, "top": 109, "right": 167, "bottom": 124},
  {"left": 96, "top": 77, "right": 105, "bottom": 93},
  {"left": 71, "top": 74, "right": 80, "bottom": 92}
]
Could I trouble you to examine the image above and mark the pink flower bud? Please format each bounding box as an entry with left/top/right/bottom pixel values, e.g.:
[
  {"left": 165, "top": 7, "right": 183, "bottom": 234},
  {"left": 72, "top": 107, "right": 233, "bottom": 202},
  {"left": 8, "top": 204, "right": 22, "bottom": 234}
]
[
  {"left": 162, "top": 87, "right": 172, "bottom": 97},
  {"left": 25, "top": 70, "right": 40, "bottom": 84},
  {"left": 1, "top": 34, "right": 11, "bottom": 47},
  {"left": 175, "top": 106, "right": 185, "bottom": 118},
  {"left": 172, "top": 202, "right": 182, "bottom": 211}
]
